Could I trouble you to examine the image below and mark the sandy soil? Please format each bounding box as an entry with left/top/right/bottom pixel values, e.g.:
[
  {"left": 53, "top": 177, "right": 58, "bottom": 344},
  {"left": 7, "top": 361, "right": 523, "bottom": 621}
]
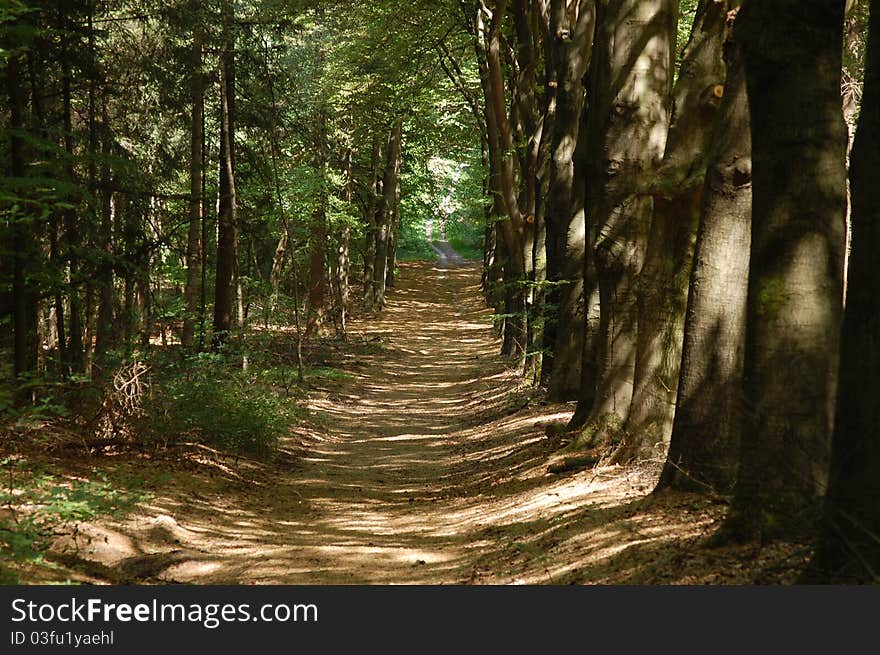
[{"left": 39, "top": 260, "right": 809, "bottom": 584}]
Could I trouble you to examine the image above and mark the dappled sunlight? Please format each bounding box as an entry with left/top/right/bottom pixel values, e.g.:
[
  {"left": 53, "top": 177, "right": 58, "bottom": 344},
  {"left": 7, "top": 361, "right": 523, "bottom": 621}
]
[{"left": 55, "top": 261, "right": 759, "bottom": 585}]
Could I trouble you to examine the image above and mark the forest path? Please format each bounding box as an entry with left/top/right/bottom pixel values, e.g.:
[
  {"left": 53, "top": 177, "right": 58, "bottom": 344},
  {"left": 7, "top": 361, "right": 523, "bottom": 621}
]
[
  {"left": 165, "top": 259, "right": 541, "bottom": 583},
  {"left": 67, "top": 261, "right": 742, "bottom": 585}
]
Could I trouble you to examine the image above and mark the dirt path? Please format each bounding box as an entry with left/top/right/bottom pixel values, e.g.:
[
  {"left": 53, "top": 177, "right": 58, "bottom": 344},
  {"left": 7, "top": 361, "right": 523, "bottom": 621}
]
[
  {"left": 58, "top": 260, "right": 805, "bottom": 585},
  {"left": 157, "top": 259, "right": 546, "bottom": 584}
]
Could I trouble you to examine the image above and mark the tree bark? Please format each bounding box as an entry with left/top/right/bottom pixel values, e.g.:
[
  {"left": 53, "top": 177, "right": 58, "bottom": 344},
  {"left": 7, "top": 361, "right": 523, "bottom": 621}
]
[
  {"left": 364, "top": 134, "right": 382, "bottom": 310},
  {"left": 372, "top": 119, "right": 403, "bottom": 311},
  {"left": 94, "top": 94, "right": 115, "bottom": 367},
  {"left": 212, "top": 17, "right": 238, "bottom": 348},
  {"left": 544, "top": 0, "right": 595, "bottom": 400},
  {"left": 657, "top": 5, "right": 751, "bottom": 494},
  {"left": 474, "top": 9, "right": 507, "bottom": 333},
  {"left": 385, "top": 157, "right": 400, "bottom": 291},
  {"left": 333, "top": 146, "right": 353, "bottom": 337},
  {"left": 61, "top": 13, "right": 84, "bottom": 373},
  {"left": 483, "top": 0, "right": 529, "bottom": 363},
  {"left": 580, "top": 0, "right": 677, "bottom": 433},
  {"left": 813, "top": 0, "right": 880, "bottom": 583},
  {"left": 183, "top": 14, "right": 204, "bottom": 350},
  {"left": 617, "top": 0, "right": 728, "bottom": 459},
  {"left": 306, "top": 108, "right": 329, "bottom": 338},
  {"left": 27, "top": 39, "right": 66, "bottom": 371},
  {"left": 566, "top": 105, "right": 599, "bottom": 430},
  {"left": 725, "top": 0, "right": 847, "bottom": 542},
  {"left": 7, "top": 45, "right": 39, "bottom": 387}
]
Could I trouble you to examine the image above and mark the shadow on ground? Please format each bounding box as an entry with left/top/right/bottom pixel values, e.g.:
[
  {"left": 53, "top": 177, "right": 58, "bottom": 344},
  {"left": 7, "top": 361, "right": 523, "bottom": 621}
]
[{"left": 42, "top": 261, "right": 809, "bottom": 585}]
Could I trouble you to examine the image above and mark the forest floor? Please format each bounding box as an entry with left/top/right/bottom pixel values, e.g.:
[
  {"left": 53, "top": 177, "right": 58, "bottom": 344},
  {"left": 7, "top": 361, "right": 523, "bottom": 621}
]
[{"left": 11, "top": 260, "right": 811, "bottom": 584}]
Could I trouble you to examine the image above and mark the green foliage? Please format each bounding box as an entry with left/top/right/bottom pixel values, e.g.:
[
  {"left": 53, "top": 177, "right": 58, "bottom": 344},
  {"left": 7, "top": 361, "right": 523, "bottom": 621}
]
[
  {"left": 0, "top": 0, "right": 488, "bottom": 448},
  {"left": 0, "top": 368, "right": 73, "bottom": 432},
  {"left": 445, "top": 219, "right": 484, "bottom": 261},
  {"left": 143, "top": 352, "right": 300, "bottom": 455},
  {"left": 674, "top": 0, "right": 700, "bottom": 81},
  {"left": 397, "top": 219, "right": 437, "bottom": 260}
]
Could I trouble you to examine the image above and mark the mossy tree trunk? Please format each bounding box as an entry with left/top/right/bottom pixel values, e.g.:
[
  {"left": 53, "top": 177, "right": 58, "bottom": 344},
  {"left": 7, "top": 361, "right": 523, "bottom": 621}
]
[
  {"left": 657, "top": 5, "right": 752, "bottom": 495},
  {"left": 617, "top": 0, "right": 729, "bottom": 460},
  {"left": 578, "top": 0, "right": 677, "bottom": 433},
  {"left": 725, "top": 0, "right": 847, "bottom": 542}
]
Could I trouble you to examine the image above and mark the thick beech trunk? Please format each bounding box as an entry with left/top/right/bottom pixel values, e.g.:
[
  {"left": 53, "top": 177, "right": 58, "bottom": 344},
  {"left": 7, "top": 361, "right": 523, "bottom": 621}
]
[
  {"left": 657, "top": 6, "right": 752, "bottom": 494},
  {"left": 813, "top": 0, "right": 880, "bottom": 583},
  {"left": 617, "top": 0, "right": 728, "bottom": 459},
  {"left": 544, "top": 0, "right": 595, "bottom": 400},
  {"left": 725, "top": 0, "right": 847, "bottom": 542},
  {"left": 579, "top": 0, "right": 677, "bottom": 432}
]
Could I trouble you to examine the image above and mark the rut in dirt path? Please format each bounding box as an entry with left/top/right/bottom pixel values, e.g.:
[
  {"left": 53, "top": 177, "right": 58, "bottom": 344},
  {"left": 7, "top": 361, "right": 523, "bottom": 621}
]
[{"left": 147, "top": 259, "right": 543, "bottom": 584}]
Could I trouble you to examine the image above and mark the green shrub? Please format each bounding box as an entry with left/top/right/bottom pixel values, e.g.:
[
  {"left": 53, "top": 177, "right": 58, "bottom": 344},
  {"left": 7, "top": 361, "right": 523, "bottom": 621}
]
[
  {"left": 144, "top": 354, "right": 299, "bottom": 455},
  {"left": 444, "top": 211, "right": 485, "bottom": 261}
]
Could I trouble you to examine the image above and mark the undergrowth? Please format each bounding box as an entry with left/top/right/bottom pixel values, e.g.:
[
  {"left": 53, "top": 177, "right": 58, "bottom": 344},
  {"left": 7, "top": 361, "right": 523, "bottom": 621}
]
[
  {"left": 0, "top": 457, "right": 150, "bottom": 584},
  {"left": 143, "top": 351, "right": 302, "bottom": 455}
]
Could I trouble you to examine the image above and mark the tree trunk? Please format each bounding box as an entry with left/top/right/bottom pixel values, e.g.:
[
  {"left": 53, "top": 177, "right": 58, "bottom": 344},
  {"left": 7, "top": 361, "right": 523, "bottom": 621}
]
[
  {"left": 27, "top": 42, "right": 65, "bottom": 372},
  {"left": 7, "top": 46, "right": 39, "bottom": 387},
  {"left": 474, "top": 14, "right": 507, "bottom": 334},
  {"left": 334, "top": 146, "right": 353, "bottom": 337},
  {"left": 89, "top": 0, "right": 117, "bottom": 368},
  {"left": 212, "top": 18, "right": 238, "bottom": 348},
  {"left": 479, "top": 134, "right": 496, "bottom": 298},
  {"left": 364, "top": 134, "right": 382, "bottom": 310},
  {"left": 94, "top": 95, "right": 115, "bottom": 367},
  {"left": 183, "top": 15, "right": 204, "bottom": 350},
  {"left": 566, "top": 105, "right": 599, "bottom": 430},
  {"left": 306, "top": 108, "right": 329, "bottom": 338},
  {"left": 657, "top": 5, "right": 751, "bottom": 495},
  {"left": 527, "top": 206, "right": 547, "bottom": 383},
  {"left": 372, "top": 119, "right": 403, "bottom": 310},
  {"left": 386, "top": 145, "right": 401, "bottom": 291},
  {"left": 812, "top": 0, "right": 880, "bottom": 583},
  {"left": 61, "top": 21, "right": 84, "bottom": 374},
  {"left": 385, "top": 223, "right": 398, "bottom": 288},
  {"left": 725, "top": 0, "right": 847, "bottom": 542},
  {"left": 617, "top": 0, "right": 728, "bottom": 460},
  {"left": 269, "top": 231, "right": 288, "bottom": 313},
  {"left": 482, "top": 0, "right": 529, "bottom": 364},
  {"left": 305, "top": 208, "right": 328, "bottom": 336},
  {"left": 581, "top": 0, "right": 677, "bottom": 434},
  {"left": 544, "top": 0, "right": 595, "bottom": 400}
]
